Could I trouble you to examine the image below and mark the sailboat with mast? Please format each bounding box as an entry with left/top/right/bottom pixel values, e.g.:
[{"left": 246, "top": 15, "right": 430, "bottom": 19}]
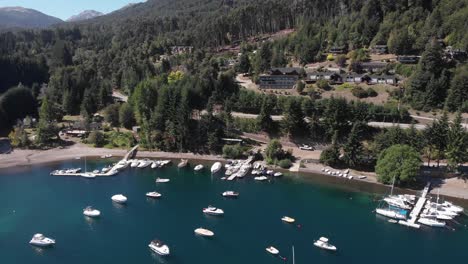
[
  {"left": 81, "top": 156, "right": 96, "bottom": 178},
  {"left": 375, "top": 176, "right": 407, "bottom": 220}
]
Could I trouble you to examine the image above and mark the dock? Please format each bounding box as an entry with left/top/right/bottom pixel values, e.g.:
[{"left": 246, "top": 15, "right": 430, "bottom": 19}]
[
  {"left": 398, "top": 183, "right": 431, "bottom": 229},
  {"left": 51, "top": 145, "right": 139, "bottom": 177}
]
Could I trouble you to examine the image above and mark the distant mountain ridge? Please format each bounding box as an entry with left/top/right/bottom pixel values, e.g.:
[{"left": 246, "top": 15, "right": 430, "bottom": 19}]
[
  {"left": 67, "top": 10, "right": 103, "bottom": 22},
  {"left": 0, "top": 6, "right": 62, "bottom": 28}
]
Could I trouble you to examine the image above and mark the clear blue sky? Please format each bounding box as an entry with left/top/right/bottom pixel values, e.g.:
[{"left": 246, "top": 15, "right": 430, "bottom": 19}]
[{"left": 0, "top": 0, "right": 145, "bottom": 20}]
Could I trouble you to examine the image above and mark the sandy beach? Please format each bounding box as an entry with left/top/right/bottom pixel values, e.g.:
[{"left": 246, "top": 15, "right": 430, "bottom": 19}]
[{"left": 1, "top": 143, "right": 467, "bottom": 201}]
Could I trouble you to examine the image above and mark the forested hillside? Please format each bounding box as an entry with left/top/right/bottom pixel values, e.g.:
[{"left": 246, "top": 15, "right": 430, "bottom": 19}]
[{"left": 0, "top": 0, "right": 467, "bottom": 138}]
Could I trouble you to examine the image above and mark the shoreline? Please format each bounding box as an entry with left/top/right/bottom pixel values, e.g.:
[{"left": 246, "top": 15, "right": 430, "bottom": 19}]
[{"left": 1, "top": 143, "right": 467, "bottom": 202}]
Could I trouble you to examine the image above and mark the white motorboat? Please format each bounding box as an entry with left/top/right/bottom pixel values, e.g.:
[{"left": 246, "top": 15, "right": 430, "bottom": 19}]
[
  {"left": 203, "top": 206, "right": 224, "bottom": 216},
  {"left": 376, "top": 208, "right": 406, "bottom": 220},
  {"left": 148, "top": 239, "right": 170, "bottom": 256},
  {"left": 29, "top": 233, "right": 55, "bottom": 247},
  {"left": 130, "top": 160, "right": 140, "bottom": 168},
  {"left": 178, "top": 159, "right": 188, "bottom": 168},
  {"left": 137, "top": 159, "right": 152, "bottom": 168},
  {"left": 156, "top": 178, "right": 170, "bottom": 183},
  {"left": 441, "top": 201, "right": 464, "bottom": 213},
  {"left": 425, "top": 203, "right": 458, "bottom": 217},
  {"left": 81, "top": 172, "right": 96, "bottom": 178},
  {"left": 383, "top": 197, "right": 412, "bottom": 210},
  {"left": 160, "top": 160, "right": 171, "bottom": 166},
  {"left": 313, "top": 237, "right": 337, "bottom": 251},
  {"left": 92, "top": 169, "right": 100, "bottom": 174},
  {"left": 281, "top": 216, "right": 295, "bottom": 223},
  {"left": 211, "top": 162, "right": 222, "bottom": 173},
  {"left": 146, "top": 191, "right": 162, "bottom": 198},
  {"left": 266, "top": 170, "right": 274, "bottom": 175},
  {"left": 222, "top": 191, "right": 239, "bottom": 198},
  {"left": 273, "top": 172, "right": 283, "bottom": 177},
  {"left": 106, "top": 169, "right": 119, "bottom": 176},
  {"left": 254, "top": 176, "right": 268, "bottom": 181},
  {"left": 83, "top": 206, "right": 101, "bottom": 217},
  {"left": 111, "top": 194, "right": 127, "bottom": 204},
  {"left": 418, "top": 217, "right": 446, "bottom": 227},
  {"left": 101, "top": 166, "right": 111, "bottom": 173},
  {"left": 114, "top": 160, "right": 129, "bottom": 170},
  {"left": 266, "top": 246, "right": 279, "bottom": 255},
  {"left": 194, "top": 164, "right": 204, "bottom": 171},
  {"left": 194, "top": 228, "right": 214, "bottom": 237},
  {"left": 421, "top": 208, "right": 453, "bottom": 220},
  {"left": 151, "top": 161, "right": 160, "bottom": 169}
]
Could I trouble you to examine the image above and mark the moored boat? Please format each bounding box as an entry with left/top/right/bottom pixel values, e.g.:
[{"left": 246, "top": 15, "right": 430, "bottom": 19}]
[
  {"left": 211, "top": 162, "right": 222, "bottom": 173},
  {"left": 313, "top": 237, "right": 337, "bottom": 251},
  {"left": 146, "top": 191, "right": 162, "bottom": 198},
  {"left": 29, "top": 233, "right": 55, "bottom": 247},
  {"left": 156, "top": 178, "right": 170, "bottom": 183},
  {"left": 418, "top": 217, "right": 446, "bottom": 227},
  {"left": 178, "top": 159, "right": 188, "bottom": 168},
  {"left": 81, "top": 172, "right": 96, "bottom": 178},
  {"left": 83, "top": 206, "right": 101, "bottom": 217},
  {"left": 266, "top": 246, "right": 279, "bottom": 255},
  {"left": 281, "top": 216, "right": 295, "bottom": 223},
  {"left": 222, "top": 191, "right": 239, "bottom": 198},
  {"left": 114, "top": 160, "right": 129, "bottom": 170},
  {"left": 376, "top": 208, "right": 406, "bottom": 220},
  {"left": 273, "top": 172, "right": 283, "bottom": 177},
  {"left": 203, "top": 206, "right": 224, "bottom": 216},
  {"left": 137, "top": 159, "right": 152, "bottom": 168},
  {"left": 194, "top": 228, "right": 214, "bottom": 237},
  {"left": 148, "top": 239, "right": 170, "bottom": 256},
  {"left": 254, "top": 176, "right": 268, "bottom": 181},
  {"left": 194, "top": 164, "right": 204, "bottom": 171},
  {"left": 130, "top": 160, "right": 140, "bottom": 168},
  {"left": 111, "top": 194, "right": 127, "bottom": 204}
]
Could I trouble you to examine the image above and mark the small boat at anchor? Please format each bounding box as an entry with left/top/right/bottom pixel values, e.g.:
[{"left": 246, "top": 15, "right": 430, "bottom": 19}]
[
  {"left": 211, "top": 162, "right": 222, "bottom": 173},
  {"left": 314, "top": 237, "right": 337, "bottom": 251},
  {"left": 111, "top": 194, "right": 127, "bottom": 204},
  {"left": 148, "top": 239, "right": 170, "bottom": 256},
  {"left": 178, "top": 159, "right": 188, "bottom": 168},
  {"left": 146, "top": 192, "right": 162, "bottom": 198},
  {"left": 156, "top": 178, "right": 170, "bottom": 183},
  {"left": 266, "top": 246, "right": 279, "bottom": 255},
  {"left": 418, "top": 217, "right": 446, "bottom": 227},
  {"left": 254, "top": 176, "right": 268, "bottom": 181},
  {"left": 83, "top": 206, "right": 101, "bottom": 217},
  {"left": 203, "top": 206, "right": 224, "bottom": 216},
  {"left": 273, "top": 172, "right": 283, "bottom": 177},
  {"left": 194, "top": 228, "right": 214, "bottom": 237},
  {"left": 281, "top": 216, "right": 295, "bottom": 223},
  {"left": 29, "top": 233, "right": 55, "bottom": 247},
  {"left": 222, "top": 191, "right": 239, "bottom": 198},
  {"left": 194, "top": 164, "right": 204, "bottom": 171}
]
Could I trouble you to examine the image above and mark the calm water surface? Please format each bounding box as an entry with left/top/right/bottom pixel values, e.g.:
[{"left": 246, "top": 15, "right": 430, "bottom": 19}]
[{"left": 1, "top": 159, "right": 467, "bottom": 264}]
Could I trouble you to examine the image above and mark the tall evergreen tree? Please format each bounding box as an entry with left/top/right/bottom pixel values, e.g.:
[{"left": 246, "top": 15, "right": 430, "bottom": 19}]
[
  {"left": 343, "top": 123, "right": 363, "bottom": 167},
  {"left": 446, "top": 112, "right": 467, "bottom": 171}
]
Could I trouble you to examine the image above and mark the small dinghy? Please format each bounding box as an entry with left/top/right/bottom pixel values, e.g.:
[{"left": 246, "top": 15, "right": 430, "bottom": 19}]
[
  {"left": 314, "top": 237, "right": 337, "bottom": 251},
  {"left": 222, "top": 191, "right": 239, "bottom": 198},
  {"left": 281, "top": 216, "right": 295, "bottom": 223},
  {"left": 194, "top": 228, "right": 214, "bottom": 237},
  {"left": 254, "top": 176, "right": 268, "bottom": 181},
  {"left": 111, "top": 194, "right": 127, "bottom": 204},
  {"left": 178, "top": 159, "right": 188, "bottom": 168},
  {"left": 194, "top": 164, "right": 204, "bottom": 171},
  {"left": 266, "top": 246, "right": 279, "bottom": 255},
  {"left": 146, "top": 191, "right": 162, "bottom": 198},
  {"left": 156, "top": 178, "right": 170, "bottom": 183},
  {"left": 203, "top": 206, "right": 224, "bottom": 216},
  {"left": 273, "top": 172, "right": 283, "bottom": 177},
  {"left": 83, "top": 206, "right": 101, "bottom": 217}
]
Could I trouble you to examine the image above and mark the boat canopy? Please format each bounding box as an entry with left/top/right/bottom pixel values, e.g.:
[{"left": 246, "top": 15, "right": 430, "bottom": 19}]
[{"left": 319, "top": 237, "right": 329, "bottom": 242}]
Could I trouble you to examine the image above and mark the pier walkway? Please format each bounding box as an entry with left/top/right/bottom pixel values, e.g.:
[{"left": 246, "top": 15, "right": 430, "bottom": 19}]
[
  {"left": 399, "top": 183, "right": 431, "bottom": 228},
  {"left": 124, "top": 145, "right": 139, "bottom": 161}
]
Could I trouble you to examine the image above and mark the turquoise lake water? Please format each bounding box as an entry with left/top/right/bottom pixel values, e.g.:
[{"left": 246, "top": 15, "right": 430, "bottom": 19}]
[{"left": 1, "top": 159, "right": 468, "bottom": 264}]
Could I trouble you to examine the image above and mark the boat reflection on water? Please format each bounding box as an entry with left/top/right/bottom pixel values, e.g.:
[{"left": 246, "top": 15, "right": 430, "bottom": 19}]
[
  {"left": 150, "top": 251, "right": 170, "bottom": 264},
  {"left": 84, "top": 215, "right": 98, "bottom": 230},
  {"left": 32, "top": 246, "right": 46, "bottom": 255}
]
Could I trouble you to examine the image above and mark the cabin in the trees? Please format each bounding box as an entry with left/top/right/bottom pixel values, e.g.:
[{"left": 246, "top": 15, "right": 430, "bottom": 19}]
[
  {"left": 171, "top": 46, "right": 193, "bottom": 55},
  {"left": 369, "top": 75, "right": 398, "bottom": 85},
  {"left": 444, "top": 46, "right": 467, "bottom": 61},
  {"left": 258, "top": 75, "right": 298, "bottom": 89},
  {"left": 329, "top": 46, "right": 347, "bottom": 54},
  {"left": 397, "top": 55, "right": 420, "bottom": 64},
  {"left": 371, "top": 45, "right": 388, "bottom": 54},
  {"left": 307, "top": 71, "right": 342, "bottom": 83},
  {"left": 361, "top": 62, "right": 388, "bottom": 73}
]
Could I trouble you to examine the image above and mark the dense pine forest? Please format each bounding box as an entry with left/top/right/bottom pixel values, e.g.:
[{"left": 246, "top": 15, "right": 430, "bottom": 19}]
[{"left": 0, "top": 0, "right": 467, "bottom": 175}]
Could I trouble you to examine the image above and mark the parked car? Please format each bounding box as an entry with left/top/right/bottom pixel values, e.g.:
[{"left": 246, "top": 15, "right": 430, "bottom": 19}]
[{"left": 299, "top": 144, "right": 314, "bottom": 151}]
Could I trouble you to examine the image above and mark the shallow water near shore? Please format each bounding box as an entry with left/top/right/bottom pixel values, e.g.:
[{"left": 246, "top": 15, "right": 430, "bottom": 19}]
[{"left": 1, "top": 159, "right": 468, "bottom": 264}]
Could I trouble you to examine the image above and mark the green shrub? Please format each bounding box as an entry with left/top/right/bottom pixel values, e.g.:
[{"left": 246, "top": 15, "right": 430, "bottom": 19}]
[
  {"left": 316, "top": 79, "right": 331, "bottom": 90},
  {"left": 222, "top": 144, "right": 244, "bottom": 159},
  {"left": 351, "top": 86, "right": 368, "bottom": 98},
  {"left": 87, "top": 131, "right": 106, "bottom": 147},
  {"left": 278, "top": 159, "right": 292, "bottom": 168},
  {"left": 367, "top": 88, "right": 378, "bottom": 97}
]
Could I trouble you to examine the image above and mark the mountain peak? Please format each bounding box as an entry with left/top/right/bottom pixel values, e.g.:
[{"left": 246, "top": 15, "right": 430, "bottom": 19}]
[
  {"left": 0, "top": 6, "right": 62, "bottom": 28},
  {"left": 67, "top": 10, "right": 104, "bottom": 22}
]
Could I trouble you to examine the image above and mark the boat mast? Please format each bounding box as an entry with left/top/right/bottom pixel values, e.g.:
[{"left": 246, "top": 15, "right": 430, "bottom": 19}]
[{"left": 390, "top": 175, "right": 396, "bottom": 196}]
